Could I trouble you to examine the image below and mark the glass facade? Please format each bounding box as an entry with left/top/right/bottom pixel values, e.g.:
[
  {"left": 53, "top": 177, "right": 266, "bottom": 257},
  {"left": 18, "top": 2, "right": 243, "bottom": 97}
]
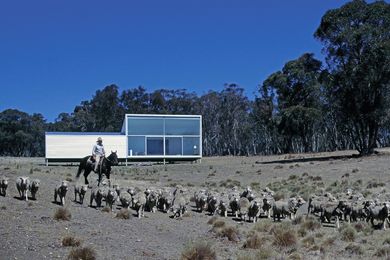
[{"left": 126, "top": 115, "right": 201, "bottom": 157}]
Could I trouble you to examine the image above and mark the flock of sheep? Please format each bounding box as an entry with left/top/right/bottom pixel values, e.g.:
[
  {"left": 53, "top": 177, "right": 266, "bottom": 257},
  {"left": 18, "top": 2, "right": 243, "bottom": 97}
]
[{"left": 1, "top": 175, "right": 390, "bottom": 231}]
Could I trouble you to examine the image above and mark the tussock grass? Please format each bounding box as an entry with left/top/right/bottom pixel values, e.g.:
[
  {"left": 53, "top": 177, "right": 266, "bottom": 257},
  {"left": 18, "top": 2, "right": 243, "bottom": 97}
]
[
  {"left": 215, "top": 226, "right": 240, "bottom": 242},
  {"left": 207, "top": 216, "right": 218, "bottom": 225},
  {"left": 181, "top": 241, "right": 216, "bottom": 260},
  {"left": 212, "top": 220, "right": 226, "bottom": 229},
  {"left": 115, "top": 209, "right": 131, "bottom": 219},
  {"left": 345, "top": 243, "right": 363, "bottom": 255},
  {"left": 271, "top": 224, "right": 297, "bottom": 248},
  {"left": 339, "top": 225, "right": 356, "bottom": 242},
  {"left": 253, "top": 219, "right": 273, "bottom": 233},
  {"left": 374, "top": 246, "right": 390, "bottom": 257},
  {"left": 54, "top": 208, "right": 71, "bottom": 221},
  {"left": 237, "top": 248, "right": 274, "bottom": 260},
  {"left": 62, "top": 236, "right": 81, "bottom": 247},
  {"left": 101, "top": 207, "right": 111, "bottom": 213},
  {"left": 68, "top": 246, "right": 96, "bottom": 260}
]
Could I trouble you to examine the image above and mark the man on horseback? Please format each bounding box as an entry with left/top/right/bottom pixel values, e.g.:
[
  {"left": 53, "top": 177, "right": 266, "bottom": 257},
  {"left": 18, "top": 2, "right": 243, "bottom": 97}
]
[{"left": 92, "top": 137, "right": 105, "bottom": 173}]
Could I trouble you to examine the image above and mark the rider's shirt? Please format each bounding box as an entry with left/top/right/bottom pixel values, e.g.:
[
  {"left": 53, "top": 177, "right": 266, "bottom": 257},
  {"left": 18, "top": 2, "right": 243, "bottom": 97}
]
[{"left": 92, "top": 143, "right": 105, "bottom": 156}]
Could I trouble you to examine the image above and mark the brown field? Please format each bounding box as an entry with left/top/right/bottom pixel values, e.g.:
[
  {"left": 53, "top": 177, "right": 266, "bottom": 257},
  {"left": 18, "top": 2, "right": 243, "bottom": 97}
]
[{"left": 1, "top": 149, "right": 390, "bottom": 259}]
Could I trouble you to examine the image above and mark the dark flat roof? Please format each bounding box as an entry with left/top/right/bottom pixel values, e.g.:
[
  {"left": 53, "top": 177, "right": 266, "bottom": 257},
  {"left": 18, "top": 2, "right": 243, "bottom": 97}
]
[{"left": 45, "top": 132, "right": 123, "bottom": 135}]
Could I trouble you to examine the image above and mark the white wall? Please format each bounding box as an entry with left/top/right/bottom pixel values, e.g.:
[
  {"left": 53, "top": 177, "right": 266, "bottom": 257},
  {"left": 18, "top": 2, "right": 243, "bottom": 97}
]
[{"left": 45, "top": 134, "right": 126, "bottom": 159}]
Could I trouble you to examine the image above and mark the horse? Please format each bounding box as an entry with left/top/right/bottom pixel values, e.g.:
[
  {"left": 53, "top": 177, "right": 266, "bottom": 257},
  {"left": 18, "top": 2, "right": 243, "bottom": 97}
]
[{"left": 76, "top": 151, "right": 119, "bottom": 186}]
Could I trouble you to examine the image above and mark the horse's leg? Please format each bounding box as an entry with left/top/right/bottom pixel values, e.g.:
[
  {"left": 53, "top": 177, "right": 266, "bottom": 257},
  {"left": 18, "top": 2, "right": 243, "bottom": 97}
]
[
  {"left": 105, "top": 172, "right": 110, "bottom": 187},
  {"left": 84, "top": 169, "right": 90, "bottom": 185}
]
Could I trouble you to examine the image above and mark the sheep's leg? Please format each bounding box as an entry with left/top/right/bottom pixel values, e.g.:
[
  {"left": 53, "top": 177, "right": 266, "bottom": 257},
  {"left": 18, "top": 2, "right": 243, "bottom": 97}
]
[{"left": 336, "top": 216, "right": 340, "bottom": 229}]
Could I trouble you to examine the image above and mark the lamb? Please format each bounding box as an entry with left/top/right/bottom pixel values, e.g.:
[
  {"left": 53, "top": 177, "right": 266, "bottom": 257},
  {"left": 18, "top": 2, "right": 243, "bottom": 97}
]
[
  {"left": 74, "top": 184, "right": 88, "bottom": 204},
  {"left": 90, "top": 187, "right": 104, "bottom": 208},
  {"left": 0, "top": 177, "right": 9, "bottom": 196},
  {"left": 145, "top": 191, "right": 159, "bottom": 213},
  {"left": 54, "top": 181, "right": 68, "bottom": 206},
  {"left": 132, "top": 192, "right": 146, "bottom": 218},
  {"left": 16, "top": 177, "right": 30, "bottom": 201},
  {"left": 28, "top": 179, "right": 40, "bottom": 200},
  {"left": 119, "top": 192, "right": 132, "bottom": 209},
  {"left": 365, "top": 202, "right": 390, "bottom": 230},
  {"left": 248, "top": 200, "right": 261, "bottom": 223}
]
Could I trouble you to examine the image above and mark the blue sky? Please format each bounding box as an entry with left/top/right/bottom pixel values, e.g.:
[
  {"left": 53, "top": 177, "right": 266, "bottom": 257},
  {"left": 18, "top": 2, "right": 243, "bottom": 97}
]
[{"left": 0, "top": 0, "right": 353, "bottom": 122}]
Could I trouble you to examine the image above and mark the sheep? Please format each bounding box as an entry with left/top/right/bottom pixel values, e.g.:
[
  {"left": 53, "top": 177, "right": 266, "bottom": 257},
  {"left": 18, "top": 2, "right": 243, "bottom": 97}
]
[
  {"left": 132, "top": 192, "right": 147, "bottom": 218},
  {"left": 54, "top": 181, "right": 68, "bottom": 206},
  {"left": 145, "top": 190, "right": 159, "bottom": 213},
  {"left": 74, "top": 184, "right": 88, "bottom": 204},
  {"left": 194, "top": 190, "right": 208, "bottom": 213},
  {"left": 171, "top": 194, "right": 188, "bottom": 218},
  {"left": 239, "top": 197, "right": 251, "bottom": 222},
  {"left": 240, "top": 186, "right": 256, "bottom": 201},
  {"left": 320, "top": 201, "right": 346, "bottom": 229},
  {"left": 119, "top": 192, "right": 132, "bottom": 209},
  {"left": 112, "top": 183, "right": 121, "bottom": 197},
  {"left": 218, "top": 199, "right": 228, "bottom": 218},
  {"left": 248, "top": 200, "right": 261, "bottom": 223},
  {"left": 365, "top": 202, "right": 390, "bottom": 230},
  {"left": 104, "top": 188, "right": 118, "bottom": 210},
  {"left": 261, "top": 196, "right": 273, "bottom": 218},
  {"left": 207, "top": 194, "right": 219, "bottom": 216},
  {"left": 16, "top": 177, "right": 30, "bottom": 201},
  {"left": 28, "top": 179, "right": 40, "bottom": 200},
  {"left": 0, "top": 177, "right": 9, "bottom": 196},
  {"left": 272, "top": 197, "right": 306, "bottom": 222},
  {"left": 229, "top": 194, "right": 240, "bottom": 218},
  {"left": 158, "top": 191, "right": 173, "bottom": 213},
  {"left": 90, "top": 187, "right": 104, "bottom": 208}
]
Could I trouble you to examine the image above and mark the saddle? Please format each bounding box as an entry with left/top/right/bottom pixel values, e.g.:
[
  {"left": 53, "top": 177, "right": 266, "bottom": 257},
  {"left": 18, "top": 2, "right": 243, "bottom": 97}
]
[{"left": 87, "top": 156, "right": 102, "bottom": 173}]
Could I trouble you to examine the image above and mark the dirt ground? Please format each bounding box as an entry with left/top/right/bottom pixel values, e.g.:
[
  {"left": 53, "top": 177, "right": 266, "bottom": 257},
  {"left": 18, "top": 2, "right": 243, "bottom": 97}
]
[{"left": 2, "top": 149, "right": 390, "bottom": 260}]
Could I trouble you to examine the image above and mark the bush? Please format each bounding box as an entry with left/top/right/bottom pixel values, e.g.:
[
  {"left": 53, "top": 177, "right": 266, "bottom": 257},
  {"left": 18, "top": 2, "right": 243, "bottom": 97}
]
[
  {"left": 207, "top": 216, "right": 218, "bottom": 225},
  {"left": 101, "top": 207, "right": 111, "bottom": 213},
  {"left": 300, "top": 216, "right": 321, "bottom": 231},
  {"left": 116, "top": 209, "right": 131, "bottom": 219},
  {"left": 68, "top": 247, "right": 96, "bottom": 260},
  {"left": 253, "top": 219, "right": 273, "bottom": 233},
  {"left": 301, "top": 236, "right": 316, "bottom": 249},
  {"left": 340, "top": 225, "right": 356, "bottom": 242},
  {"left": 217, "top": 226, "right": 240, "bottom": 242},
  {"left": 374, "top": 246, "right": 390, "bottom": 257},
  {"left": 243, "top": 232, "right": 264, "bottom": 249},
  {"left": 237, "top": 248, "right": 274, "bottom": 260},
  {"left": 54, "top": 208, "right": 71, "bottom": 221},
  {"left": 345, "top": 243, "right": 363, "bottom": 255},
  {"left": 271, "top": 225, "right": 297, "bottom": 248},
  {"left": 181, "top": 241, "right": 216, "bottom": 260},
  {"left": 212, "top": 220, "right": 226, "bottom": 229},
  {"left": 62, "top": 236, "right": 81, "bottom": 247}
]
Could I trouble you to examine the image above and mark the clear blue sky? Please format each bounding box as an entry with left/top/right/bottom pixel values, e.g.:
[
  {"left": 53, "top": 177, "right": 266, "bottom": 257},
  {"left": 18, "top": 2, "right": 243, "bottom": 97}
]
[{"left": 0, "top": 0, "right": 353, "bottom": 122}]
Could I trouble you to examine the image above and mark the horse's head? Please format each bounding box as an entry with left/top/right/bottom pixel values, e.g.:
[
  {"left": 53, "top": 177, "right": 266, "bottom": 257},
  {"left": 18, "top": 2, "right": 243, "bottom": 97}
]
[{"left": 107, "top": 150, "right": 119, "bottom": 165}]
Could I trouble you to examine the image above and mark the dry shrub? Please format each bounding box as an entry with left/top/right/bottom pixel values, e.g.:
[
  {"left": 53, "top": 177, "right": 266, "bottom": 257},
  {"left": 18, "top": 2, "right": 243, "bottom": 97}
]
[
  {"left": 116, "top": 209, "right": 130, "bottom": 219},
  {"left": 101, "top": 207, "right": 111, "bottom": 213},
  {"left": 273, "top": 192, "right": 285, "bottom": 201},
  {"left": 182, "top": 212, "right": 191, "bottom": 218},
  {"left": 62, "top": 236, "right": 81, "bottom": 247},
  {"left": 271, "top": 224, "right": 297, "bottom": 248},
  {"left": 68, "top": 246, "right": 96, "bottom": 260},
  {"left": 237, "top": 248, "right": 274, "bottom": 260},
  {"left": 181, "top": 241, "right": 216, "bottom": 260},
  {"left": 212, "top": 220, "right": 226, "bottom": 229},
  {"left": 207, "top": 216, "right": 219, "bottom": 225},
  {"left": 301, "top": 236, "right": 316, "bottom": 249},
  {"left": 383, "top": 237, "right": 390, "bottom": 245},
  {"left": 243, "top": 232, "right": 264, "bottom": 249},
  {"left": 353, "top": 222, "right": 373, "bottom": 235},
  {"left": 340, "top": 225, "right": 356, "bottom": 242},
  {"left": 288, "top": 252, "right": 302, "bottom": 260},
  {"left": 374, "top": 246, "right": 390, "bottom": 257},
  {"left": 345, "top": 243, "right": 363, "bottom": 255},
  {"left": 217, "top": 226, "right": 240, "bottom": 242},
  {"left": 54, "top": 208, "right": 71, "bottom": 221},
  {"left": 1, "top": 206, "right": 6, "bottom": 210},
  {"left": 253, "top": 219, "right": 273, "bottom": 233},
  {"left": 300, "top": 216, "right": 321, "bottom": 231}
]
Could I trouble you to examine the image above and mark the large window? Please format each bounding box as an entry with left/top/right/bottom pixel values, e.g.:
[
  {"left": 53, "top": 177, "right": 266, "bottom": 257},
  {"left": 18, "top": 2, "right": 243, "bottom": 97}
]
[
  {"left": 126, "top": 115, "right": 201, "bottom": 157},
  {"left": 127, "top": 117, "right": 164, "bottom": 135},
  {"left": 128, "top": 136, "right": 145, "bottom": 155},
  {"left": 165, "top": 137, "right": 182, "bottom": 155},
  {"left": 147, "top": 137, "right": 164, "bottom": 155},
  {"left": 165, "top": 118, "right": 200, "bottom": 135}
]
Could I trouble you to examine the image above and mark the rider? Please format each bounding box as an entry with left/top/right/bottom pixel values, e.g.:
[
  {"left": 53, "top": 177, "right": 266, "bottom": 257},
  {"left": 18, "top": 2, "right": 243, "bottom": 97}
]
[{"left": 92, "top": 137, "right": 105, "bottom": 172}]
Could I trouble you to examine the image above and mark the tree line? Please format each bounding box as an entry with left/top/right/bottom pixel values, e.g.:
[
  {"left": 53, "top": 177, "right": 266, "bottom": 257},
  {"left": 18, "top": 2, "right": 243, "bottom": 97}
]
[{"left": 1, "top": 0, "right": 389, "bottom": 157}]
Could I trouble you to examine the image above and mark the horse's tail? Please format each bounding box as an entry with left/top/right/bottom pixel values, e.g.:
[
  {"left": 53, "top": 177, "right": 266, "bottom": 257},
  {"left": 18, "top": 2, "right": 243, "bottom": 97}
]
[{"left": 76, "top": 157, "right": 86, "bottom": 179}]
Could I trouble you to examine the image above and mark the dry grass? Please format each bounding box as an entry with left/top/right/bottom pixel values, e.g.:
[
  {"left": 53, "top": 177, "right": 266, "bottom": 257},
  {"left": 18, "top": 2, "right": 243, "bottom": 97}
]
[
  {"left": 216, "top": 226, "right": 240, "bottom": 242},
  {"left": 253, "top": 219, "right": 273, "bottom": 233},
  {"left": 243, "top": 232, "right": 264, "bottom": 249},
  {"left": 345, "top": 243, "right": 363, "bottom": 255},
  {"left": 237, "top": 248, "right": 274, "bottom": 260},
  {"left": 101, "top": 207, "right": 111, "bottom": 213},
  {"left": 271, "top": 224, "right": 297, "bottom": 248},
  {"left": 62, "top": 235, "right": 82, "bottom": 247},
  {"left": 1, "top": 206, "right": 6, "bottom": 210},
  {"left": 181, "top": 241, "right": 216, "bottom": 260},
  {"left": 115, "top": 209, "right": 131, "bottom": 219},
  {"left": 340, "top": 225, "right": 356, "bottom": 242},
  {"left": 68, "top": 246, "right": 96, "bottom": 260},
  {"left": 207, "top": 216, "right": 219, "bottom": 225},
  {"left": 374, "top": 246, "right": 390, "bottom": 257},
  {"left": 54, "top": 208, "right": 71, "bottom": 221},
  {"left": 300, "top": 216, "right": 321, "bottom": 231},
  {"left": 212, "top": 220, "right": 226, "bottom": 229}
]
